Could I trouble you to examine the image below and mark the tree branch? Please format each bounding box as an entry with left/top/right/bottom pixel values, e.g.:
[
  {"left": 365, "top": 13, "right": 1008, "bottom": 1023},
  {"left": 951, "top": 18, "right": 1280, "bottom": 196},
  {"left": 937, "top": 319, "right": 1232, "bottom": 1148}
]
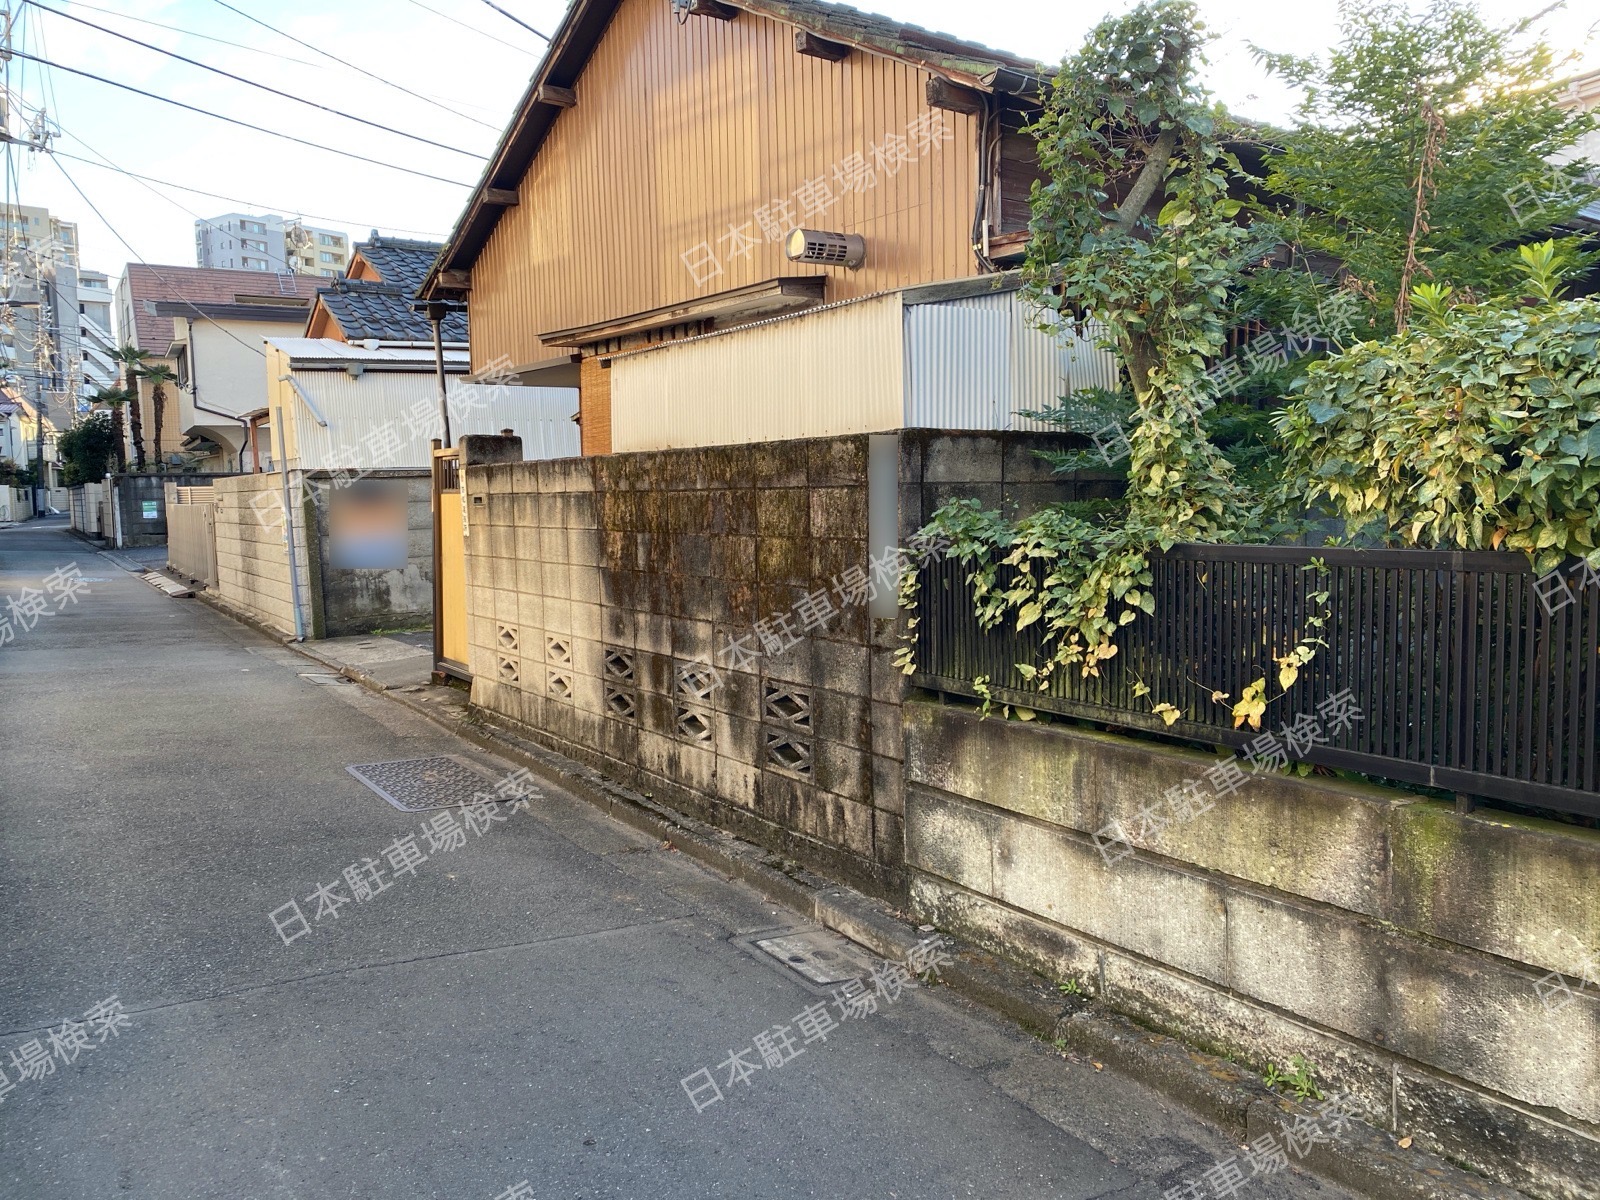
[{"left": 1111, "top": 126, "right": 1178, "bottom": 235}]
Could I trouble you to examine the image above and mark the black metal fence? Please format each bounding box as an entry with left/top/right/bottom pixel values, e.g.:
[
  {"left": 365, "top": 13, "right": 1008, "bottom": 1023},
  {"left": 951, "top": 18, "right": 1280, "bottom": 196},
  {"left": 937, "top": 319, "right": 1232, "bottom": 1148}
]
[{"left": 911, "top": 545, "right": 1599, "bottom": 819}]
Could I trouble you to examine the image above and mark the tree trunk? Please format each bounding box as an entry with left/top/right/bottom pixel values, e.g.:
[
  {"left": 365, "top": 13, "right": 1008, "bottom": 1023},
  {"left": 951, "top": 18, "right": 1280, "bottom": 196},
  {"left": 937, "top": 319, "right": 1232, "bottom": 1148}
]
[
  {"left": 125, "top": 367, "right": 146, "bottom": 471},
  {"left": 151, "top": 386, "right": 164, "bottom": 471},
  {"left": 110, "top": 403, "right": 127, "bottom": 472}
]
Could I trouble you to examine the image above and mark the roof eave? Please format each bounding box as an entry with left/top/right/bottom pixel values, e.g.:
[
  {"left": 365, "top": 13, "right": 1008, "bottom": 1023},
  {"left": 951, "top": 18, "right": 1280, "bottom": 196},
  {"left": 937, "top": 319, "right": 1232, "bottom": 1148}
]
[
  {"left": 421, "top": 0, "right": 619, "bottom": 301},
  {"left": 418, "top": 0, "right": 1042, "bottom": 300}
]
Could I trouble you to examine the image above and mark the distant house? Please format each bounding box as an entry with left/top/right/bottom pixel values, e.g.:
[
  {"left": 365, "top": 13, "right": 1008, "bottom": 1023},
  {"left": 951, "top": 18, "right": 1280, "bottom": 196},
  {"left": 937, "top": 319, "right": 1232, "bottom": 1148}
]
[
  {"left": 259, "top": 236, "right": 576, "bottom": 473},
  {"left": 416, "top": 0, "right": 1116, "bottom": 455},
  {"left": 304, "top": 235, "right": 468, "bottom": 347},
  {"left": 115, "top": 264, "right": 322, "bottom": 471}
]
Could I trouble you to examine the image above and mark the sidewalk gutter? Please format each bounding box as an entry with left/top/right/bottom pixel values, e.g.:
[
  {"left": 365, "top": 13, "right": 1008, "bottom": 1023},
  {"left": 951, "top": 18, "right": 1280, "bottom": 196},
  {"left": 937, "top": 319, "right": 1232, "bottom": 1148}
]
[{"left": 202, "top": 591, "right": 1531, "bottom": 1200}]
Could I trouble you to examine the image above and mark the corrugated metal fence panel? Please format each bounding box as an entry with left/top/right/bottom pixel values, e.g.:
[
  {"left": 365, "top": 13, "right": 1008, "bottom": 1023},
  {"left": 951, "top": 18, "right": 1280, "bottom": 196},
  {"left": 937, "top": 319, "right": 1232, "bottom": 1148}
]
[
  {"left": 287, "top": 373, "right": 579, "bottom": 470},
  {"left": 903, "top": 302, "right": 1010, "bottom": 429},
  {"left": 608, "top": 294, "right": 904, "bottom": 452},
  {"left": 904, "top": 290, "right": 1119, "bottom": 431}
]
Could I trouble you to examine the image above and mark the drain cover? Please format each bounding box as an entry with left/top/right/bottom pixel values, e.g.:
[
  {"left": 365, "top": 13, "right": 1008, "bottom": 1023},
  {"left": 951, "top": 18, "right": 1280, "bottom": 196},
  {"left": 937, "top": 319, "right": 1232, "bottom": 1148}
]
[
  {"left": 300, "top": 673, "right": 351, "bottom": 685},
  {"left": 346, "top": 755, "right": 499, "bottom": 812},
  {"left": 754, "top": 931, "right": 869, "bottom": 986}
]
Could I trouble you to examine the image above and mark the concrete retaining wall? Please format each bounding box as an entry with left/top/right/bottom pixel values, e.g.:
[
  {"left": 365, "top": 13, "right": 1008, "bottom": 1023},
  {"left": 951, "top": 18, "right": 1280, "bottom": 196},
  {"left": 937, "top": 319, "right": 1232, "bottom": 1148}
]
[
  {"left": 108, "top": 472, "right": 227, "bottom": 547},
  {"left": 305, "top": 472, "right": 432, "bottom": 638},
  {"left": 211, "top": 471, "right": 432, "bottom": 639},
  {"left": 463, "top": 437, "right": 907, "bottom": 895},
  {"left": 212, "top": 473, "right": 309, "bottom": 637},
  {"left": 904, "top": 699, "right": 1600, "bottom": 1200}
]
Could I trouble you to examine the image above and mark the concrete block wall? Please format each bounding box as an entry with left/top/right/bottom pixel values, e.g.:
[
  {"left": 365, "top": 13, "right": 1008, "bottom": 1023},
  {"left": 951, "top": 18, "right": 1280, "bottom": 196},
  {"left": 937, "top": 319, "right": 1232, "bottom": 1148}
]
[
  {"left": 464, "top": 437, "right": 908, "bottom": 895},
  {"left": 905, "top": 700, "right": 1600, "bottom": 1200},
  {"left": 212, "top": 473, "right": 311, "bottom": 637},
  {"left": 304, "top": 472, "right": 433, "bottom": 638}
]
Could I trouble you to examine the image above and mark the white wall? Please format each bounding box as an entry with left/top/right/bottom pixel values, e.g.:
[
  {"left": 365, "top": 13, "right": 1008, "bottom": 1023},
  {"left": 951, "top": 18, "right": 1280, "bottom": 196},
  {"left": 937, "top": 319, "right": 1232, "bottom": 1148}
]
[
  {"left": 608, "top": 294, "right": 905, "bottom": 452},
  {"left": 606, "top": 286, "right": 1120, "bottom": 452},
  {"left": 278, "top": 367, "right": 578, "bottom": 471}
]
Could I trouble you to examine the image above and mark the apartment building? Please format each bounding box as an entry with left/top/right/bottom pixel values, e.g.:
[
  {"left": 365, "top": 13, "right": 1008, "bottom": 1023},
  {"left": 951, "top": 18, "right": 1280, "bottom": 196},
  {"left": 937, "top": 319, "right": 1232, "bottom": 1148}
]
[
  {"left": 194, "top": 213, "right": 353, "bottom": 277},
  {"left": 0, "top": 203, "right": 85, "bottom": 426}
]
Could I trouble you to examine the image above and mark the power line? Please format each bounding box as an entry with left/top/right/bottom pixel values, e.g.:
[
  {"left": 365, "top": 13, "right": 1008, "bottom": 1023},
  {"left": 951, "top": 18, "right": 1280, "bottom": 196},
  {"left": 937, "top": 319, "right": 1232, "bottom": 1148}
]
[
  {"left": 50, "top": 155, "right": 272, "bottom": 360},
  {"left": 61, "top": 0, "right": 512, "bottom": 121},
  {"left": 7, "top": 49, "right": 471, "bottom": 188},
  {"left": 477, "top": 0, "right": 551, "bottom": 42},
  {"left": 402, "top": 0, "right": 541, "bottom": 54},
  {"left": 208, "top": 0, "right": 502, "bottom": 133},
  {"left": 49, "top": 147, "right": 447, "bottom": 241},
  {"left": 43, "top": 0, "right": 323, "bottom": 70},
  {"left": 25, "top": 1, "right": 487, "bottom": 160},
  {"left": 59, "top": 127, "right": 357, "bottom": 276}
]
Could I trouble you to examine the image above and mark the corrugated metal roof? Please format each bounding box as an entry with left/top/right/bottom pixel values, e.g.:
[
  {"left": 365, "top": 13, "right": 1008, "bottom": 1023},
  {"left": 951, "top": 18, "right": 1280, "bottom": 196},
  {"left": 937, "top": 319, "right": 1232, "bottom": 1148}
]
[{"left": 267, "top": 337, "right": 471, "bottom": 367}]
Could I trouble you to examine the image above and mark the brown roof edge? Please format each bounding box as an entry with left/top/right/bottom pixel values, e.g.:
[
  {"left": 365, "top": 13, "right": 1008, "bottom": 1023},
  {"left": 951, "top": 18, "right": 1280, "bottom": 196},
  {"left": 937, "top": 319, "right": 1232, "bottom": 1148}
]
[{"left": 418, "top": 0, "right": 1044, "bottom": 302}]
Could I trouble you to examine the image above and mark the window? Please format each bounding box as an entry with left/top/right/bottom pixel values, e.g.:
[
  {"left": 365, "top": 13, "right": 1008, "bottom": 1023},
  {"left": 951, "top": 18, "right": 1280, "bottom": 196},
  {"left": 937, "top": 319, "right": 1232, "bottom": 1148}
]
[
  {"left": 321, "top": 269, "right": 336, "bottom": 276},
  {"left": 317, "top": 233, "right": 343, "bottom": 246},
  {"left": 319, "top": 251, "right": 337, "bottom": 263}
]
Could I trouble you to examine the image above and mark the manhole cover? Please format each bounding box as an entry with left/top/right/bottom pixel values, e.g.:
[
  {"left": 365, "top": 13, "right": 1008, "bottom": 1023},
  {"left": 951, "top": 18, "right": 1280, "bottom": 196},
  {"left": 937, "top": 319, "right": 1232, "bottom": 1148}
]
[
  {"left": 299, "top": 672, "right": 351, "bottom": 685},
  {"left": 346, "top": 755, "right": 500, "bottom": 812},
  {"left": 754, "top": 931, "right": 869, "bottom": 986}
]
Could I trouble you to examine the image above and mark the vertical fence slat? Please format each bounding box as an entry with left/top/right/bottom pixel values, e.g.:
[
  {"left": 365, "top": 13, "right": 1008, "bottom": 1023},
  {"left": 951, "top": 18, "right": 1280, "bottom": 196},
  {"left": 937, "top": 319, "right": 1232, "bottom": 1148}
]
[{"left": 909, "top": 547, "right": 1595, "bottom": 817}]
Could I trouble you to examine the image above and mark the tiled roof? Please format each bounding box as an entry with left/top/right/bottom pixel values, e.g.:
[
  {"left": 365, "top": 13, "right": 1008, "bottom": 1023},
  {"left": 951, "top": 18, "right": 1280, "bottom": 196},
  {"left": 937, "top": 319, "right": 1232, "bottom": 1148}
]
[
  {"left": 354, "top": 236, "right": 445, "bottom": 296},
  {"left": 743, "top": 0, "right": 1040, "bottom": 79},
  {"left": 121, "top": 264, "right": 323, "bottom": 353},
  {"left": 316, "top": 278, "right": 468, "bottom": 342}
]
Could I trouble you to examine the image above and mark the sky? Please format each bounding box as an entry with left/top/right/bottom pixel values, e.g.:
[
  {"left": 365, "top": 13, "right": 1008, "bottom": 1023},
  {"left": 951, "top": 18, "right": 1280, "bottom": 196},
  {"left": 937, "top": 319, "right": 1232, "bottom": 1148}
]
[{"left": 4, "top": 0, "right": 1596, "bottom": 282}]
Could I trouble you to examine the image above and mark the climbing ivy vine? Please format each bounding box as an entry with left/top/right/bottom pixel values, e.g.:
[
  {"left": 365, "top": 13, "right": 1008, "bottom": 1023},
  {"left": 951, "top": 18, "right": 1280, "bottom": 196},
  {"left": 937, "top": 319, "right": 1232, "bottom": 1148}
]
[{"left": 898, "top": 0, "right": 1273, "bottom": 711}]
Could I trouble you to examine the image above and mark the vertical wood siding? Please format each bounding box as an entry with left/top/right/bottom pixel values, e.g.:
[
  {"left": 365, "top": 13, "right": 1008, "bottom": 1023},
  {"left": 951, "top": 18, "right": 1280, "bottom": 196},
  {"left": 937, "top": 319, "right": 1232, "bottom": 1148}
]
[{"left": 470, "top": 0, "right": 980, "bottom": 372}]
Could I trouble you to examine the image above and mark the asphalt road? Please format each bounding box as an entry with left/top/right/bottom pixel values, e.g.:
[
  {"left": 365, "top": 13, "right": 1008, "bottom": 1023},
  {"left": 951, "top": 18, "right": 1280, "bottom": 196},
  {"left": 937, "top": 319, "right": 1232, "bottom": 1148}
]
[{"left": 0, "top": 521, "right": 1353, "bottom": 1200}]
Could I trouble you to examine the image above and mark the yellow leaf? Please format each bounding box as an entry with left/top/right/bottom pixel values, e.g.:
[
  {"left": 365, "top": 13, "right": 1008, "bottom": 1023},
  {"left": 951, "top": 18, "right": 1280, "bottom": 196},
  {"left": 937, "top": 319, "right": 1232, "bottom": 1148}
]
[
  {"left": 1151, "top": 702, "right": 1181, "bottom": 726},
  {"left": 1211, "top": 690, "right": 1229, "bottom": 704},
  {"left": 1231, "top": 679, "right": 1267, "bottom": 731},
  {"left": 1277, "top": 659, "right": 1299, "bottom": 692}
]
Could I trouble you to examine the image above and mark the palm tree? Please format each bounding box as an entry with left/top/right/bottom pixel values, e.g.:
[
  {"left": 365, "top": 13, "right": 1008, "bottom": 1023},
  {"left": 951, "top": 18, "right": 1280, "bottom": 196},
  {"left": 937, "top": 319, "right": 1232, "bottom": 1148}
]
[
  {"left": 140, "top": 363, "right": 176, "bottom": 472},
  {"left": 111, "top": 344, "right": 150, "bottom": 471},
  {"left": 91, "top": 386, "right": 133, "bottom": 472}
]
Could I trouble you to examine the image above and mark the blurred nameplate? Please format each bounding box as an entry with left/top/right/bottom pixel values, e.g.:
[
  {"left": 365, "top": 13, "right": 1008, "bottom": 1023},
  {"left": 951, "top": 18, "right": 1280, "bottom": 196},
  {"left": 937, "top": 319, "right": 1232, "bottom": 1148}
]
[{"left": 329, "top": 479, "right": 408, "bottom": 570}]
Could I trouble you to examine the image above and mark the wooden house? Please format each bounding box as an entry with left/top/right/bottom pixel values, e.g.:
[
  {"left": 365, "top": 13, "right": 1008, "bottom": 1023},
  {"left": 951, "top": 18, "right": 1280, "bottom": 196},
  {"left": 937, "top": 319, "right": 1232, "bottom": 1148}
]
[{"left": 417, "top": 0, "right": 1104, "bottom": 454}]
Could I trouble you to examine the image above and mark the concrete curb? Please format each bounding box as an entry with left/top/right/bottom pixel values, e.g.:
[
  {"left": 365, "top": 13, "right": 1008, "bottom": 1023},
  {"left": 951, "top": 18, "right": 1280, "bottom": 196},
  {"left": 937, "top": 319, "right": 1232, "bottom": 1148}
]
[{"left": 223, "top": 609, "right": 1527, "bottom": 1200}]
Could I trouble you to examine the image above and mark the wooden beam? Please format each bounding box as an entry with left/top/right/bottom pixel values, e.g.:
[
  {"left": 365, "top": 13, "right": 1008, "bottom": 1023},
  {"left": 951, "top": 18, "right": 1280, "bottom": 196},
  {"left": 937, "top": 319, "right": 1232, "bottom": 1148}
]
[
  {"left": 926, "top": 76, "right": 986, "bottom": 115},
  {"left": 684, "top": 0, "right": 736, "bottom": 19},
  {"left": 437, "top": 269, "right": 472, "bottom": 292},
  {"left": 533, "top": 83, "right": 577, "bottom": 108},
  {"left": 794, "top": 30, "right": 849, "bottom": 61},
  {"left": 483, "top": 188, "right": 520, "bottom": 207}
]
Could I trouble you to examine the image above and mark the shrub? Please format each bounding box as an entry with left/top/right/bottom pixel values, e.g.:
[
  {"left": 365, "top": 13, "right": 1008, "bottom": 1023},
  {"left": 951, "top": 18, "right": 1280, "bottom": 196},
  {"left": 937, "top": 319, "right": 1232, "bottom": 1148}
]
[{"left": 1275, "top": 297, "right": 1600, "bottom": 570}]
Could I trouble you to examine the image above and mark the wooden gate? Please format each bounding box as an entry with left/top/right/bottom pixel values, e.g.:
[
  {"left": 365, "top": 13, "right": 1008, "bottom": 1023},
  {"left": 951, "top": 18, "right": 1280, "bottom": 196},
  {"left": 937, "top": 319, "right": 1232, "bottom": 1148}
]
[{"left": 431, "top": 445, "right": 469, "bottom": 680}]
